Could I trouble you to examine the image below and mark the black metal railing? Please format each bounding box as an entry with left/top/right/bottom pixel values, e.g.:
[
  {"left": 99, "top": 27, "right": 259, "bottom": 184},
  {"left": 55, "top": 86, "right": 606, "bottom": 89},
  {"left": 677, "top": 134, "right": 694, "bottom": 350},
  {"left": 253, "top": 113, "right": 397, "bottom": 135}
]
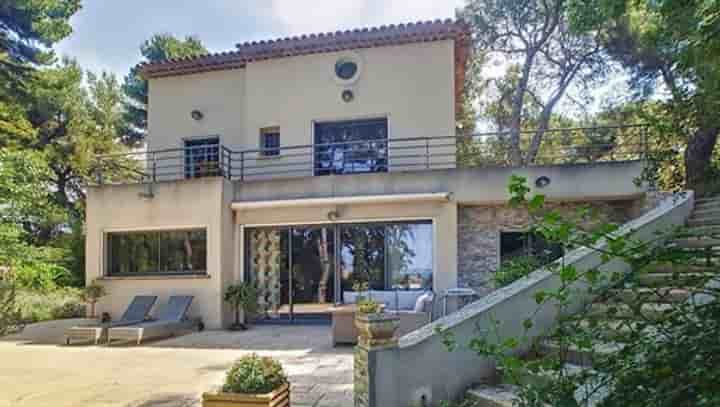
[{"left": 91, "top": 124, "right": 649, "bottom": 185}]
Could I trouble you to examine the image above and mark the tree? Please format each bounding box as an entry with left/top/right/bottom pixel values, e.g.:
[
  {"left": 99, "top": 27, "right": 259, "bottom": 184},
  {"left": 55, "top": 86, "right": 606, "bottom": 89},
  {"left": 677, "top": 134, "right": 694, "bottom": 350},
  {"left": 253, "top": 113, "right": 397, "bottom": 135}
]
[
  {"left": 224, "top": 282, "right": 259, "bottom": 330},
  {"left": 80, "top": 280, "right": 106, "bottom": 319},
  {"left": 0, "top": 149, "right": 66, "bottom": 278},
  {"left": 570, "top": 0, "right": 720, "bottom": 196},
  {"left": 0, "top": 0, "right": 81, "bottom": 97},
  {"left": 16, "top": 60, "right": 130, "bottom": 228},
  {"left": 122, "top": 34, "right": 207, "bottom": 144},
  {"left": 459, "top": 0, "right": 606, "bottom": 165}
]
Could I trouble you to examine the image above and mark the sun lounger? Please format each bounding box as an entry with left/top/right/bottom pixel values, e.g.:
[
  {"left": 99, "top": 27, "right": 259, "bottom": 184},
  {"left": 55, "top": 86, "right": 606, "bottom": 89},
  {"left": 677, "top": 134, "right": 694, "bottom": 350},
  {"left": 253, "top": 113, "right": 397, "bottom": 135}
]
[
  {"left": 64, "top": 295, "right": 157, "bottom": 345},
  {"left": 107, "top": 295, "right": 199, "bottom": 345}
]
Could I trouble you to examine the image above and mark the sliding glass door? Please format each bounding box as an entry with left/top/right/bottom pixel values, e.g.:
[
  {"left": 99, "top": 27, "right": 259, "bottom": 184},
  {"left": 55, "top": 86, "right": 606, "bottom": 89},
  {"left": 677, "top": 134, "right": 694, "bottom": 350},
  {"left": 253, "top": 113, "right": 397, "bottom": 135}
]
[
  {"left": 338, "top": 222, "right": 433, "bottom": 303},
  {"left": 245, "top": 221, "right": 432, "bottom": 322}
]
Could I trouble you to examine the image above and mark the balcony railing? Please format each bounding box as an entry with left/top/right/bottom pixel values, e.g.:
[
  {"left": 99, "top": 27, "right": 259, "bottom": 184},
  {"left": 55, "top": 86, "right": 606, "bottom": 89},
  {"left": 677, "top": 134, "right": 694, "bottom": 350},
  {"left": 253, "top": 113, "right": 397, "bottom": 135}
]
[{"left": 92, "top": 124, "right": 649, "bottom": 185}]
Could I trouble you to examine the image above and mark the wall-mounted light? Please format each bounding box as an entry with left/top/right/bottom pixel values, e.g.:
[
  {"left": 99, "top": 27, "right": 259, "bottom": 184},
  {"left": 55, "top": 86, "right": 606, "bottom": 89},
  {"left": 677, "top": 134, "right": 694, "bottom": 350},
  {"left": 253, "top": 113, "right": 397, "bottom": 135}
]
[
  {"left": 535, "top": 176, "right": 551, "bottom": 188},
  {"left": 190, "top": 109, "right": 204, "bottom": 121}
]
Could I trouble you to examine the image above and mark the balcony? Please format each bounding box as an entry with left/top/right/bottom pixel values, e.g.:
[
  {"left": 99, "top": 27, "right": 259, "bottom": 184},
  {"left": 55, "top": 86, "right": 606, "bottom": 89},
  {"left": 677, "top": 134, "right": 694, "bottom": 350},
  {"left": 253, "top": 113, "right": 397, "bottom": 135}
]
[{"left": 91, "top": 124, "right": 650, "bottom": 185}]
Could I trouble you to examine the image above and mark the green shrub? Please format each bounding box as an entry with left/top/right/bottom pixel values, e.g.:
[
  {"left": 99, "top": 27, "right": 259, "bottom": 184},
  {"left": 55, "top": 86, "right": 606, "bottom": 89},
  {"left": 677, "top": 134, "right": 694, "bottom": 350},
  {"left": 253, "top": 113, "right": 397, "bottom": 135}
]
[
  {"left": 222, "top": 354, "right": 287, "bottom": 394},
  {"left": 0, "top": 280, "right": 21, "bottom": 336},
  {"left": 224, "top": 282, "right": 259, "bottom": 328},
  {"left": 16, "top": 287, "right": 83, "bottom": 323},
  {"left": 80, "top": 281, "right": 106, "bottom": 318},
  {"left": 493, "top": 256, "right": 540, "bottom": 288},
  {"left": 15, "top": 263, "right": 72, "bottom": 291},
  {"left": 357, "top": 297, "right": 382, "bottom": 314}
]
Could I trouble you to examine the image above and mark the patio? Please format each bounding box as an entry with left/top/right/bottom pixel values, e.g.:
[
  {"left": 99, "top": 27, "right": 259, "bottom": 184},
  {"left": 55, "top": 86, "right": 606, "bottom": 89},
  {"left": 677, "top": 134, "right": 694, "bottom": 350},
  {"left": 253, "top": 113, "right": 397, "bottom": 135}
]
[{"left": 0, "top": 319, "right": 353, "bottom": 407}]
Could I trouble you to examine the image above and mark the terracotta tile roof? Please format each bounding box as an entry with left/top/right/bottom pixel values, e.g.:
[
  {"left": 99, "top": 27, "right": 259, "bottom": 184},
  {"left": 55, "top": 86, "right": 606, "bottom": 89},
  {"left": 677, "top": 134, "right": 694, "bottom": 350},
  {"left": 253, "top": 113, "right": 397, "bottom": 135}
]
[{"left": 138, "top": 19, "right": 471, "bottom": 79}]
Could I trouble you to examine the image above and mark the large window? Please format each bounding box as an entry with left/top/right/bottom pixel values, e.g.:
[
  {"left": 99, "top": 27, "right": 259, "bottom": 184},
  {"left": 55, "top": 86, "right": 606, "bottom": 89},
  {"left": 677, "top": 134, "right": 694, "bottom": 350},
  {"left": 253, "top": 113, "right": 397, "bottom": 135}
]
[
  {"left": 314, "top": 118, "right": 388, "bottom": 175},
  {"left": 106, "top": 229, "right": 207, "bottom": 275},
  {"left": 339, "top": 222, "right": 433, "bottom": 293}
]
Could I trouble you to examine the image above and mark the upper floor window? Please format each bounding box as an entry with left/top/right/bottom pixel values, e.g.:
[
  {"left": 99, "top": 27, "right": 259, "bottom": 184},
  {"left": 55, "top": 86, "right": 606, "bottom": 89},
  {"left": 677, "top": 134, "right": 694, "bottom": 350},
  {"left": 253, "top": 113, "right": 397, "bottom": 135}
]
[
  {"left": 184, "top": 137, "right": 220, "bottom": 178},
  {"left": 106, "top": 229, "right": 207, "bottom": 276},
  {"left": 260, "top": 127, "right": 280, "bottom": 157},
  {"left": 314, "top": 118, "right": 388, "bottom": 176}
]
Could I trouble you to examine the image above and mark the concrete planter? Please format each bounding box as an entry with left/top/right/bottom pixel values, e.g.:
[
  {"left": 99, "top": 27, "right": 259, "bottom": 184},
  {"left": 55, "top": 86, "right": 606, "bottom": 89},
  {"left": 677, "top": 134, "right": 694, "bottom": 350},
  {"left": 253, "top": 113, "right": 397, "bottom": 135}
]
[
  {"left": 202, "top": 383, "right": 290, "bottom": 406},
  {"left": 355, "top": 312, "right": 399, "bottom": 348}
]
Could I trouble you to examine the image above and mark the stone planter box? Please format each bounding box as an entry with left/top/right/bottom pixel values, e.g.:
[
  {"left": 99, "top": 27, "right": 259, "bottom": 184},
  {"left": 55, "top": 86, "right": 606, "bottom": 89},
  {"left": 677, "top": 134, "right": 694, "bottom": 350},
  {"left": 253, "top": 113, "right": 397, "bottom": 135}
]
[
  {"left": 355, "top": 312, "right": 399, "bottom": 348},
  {"left": 202, "top": 383, "right": 290, "bottom": 407}
]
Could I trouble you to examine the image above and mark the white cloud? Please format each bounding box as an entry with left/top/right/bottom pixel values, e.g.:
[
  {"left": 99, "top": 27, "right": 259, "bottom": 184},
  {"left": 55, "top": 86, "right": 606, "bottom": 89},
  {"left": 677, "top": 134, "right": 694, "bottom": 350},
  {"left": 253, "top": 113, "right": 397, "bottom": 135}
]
[
  {"left": 268, "top": 0, "right": 466, "bottom": 36},
  {"left": 269, "top": 0, "right": 368, "bottom": 35}
]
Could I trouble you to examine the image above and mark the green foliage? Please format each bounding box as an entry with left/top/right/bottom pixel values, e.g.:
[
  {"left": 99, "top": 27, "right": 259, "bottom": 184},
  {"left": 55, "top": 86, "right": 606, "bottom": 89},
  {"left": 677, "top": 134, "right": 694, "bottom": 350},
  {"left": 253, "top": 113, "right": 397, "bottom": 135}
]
[
  {"left": 0, "top": 0, "right": 81, "bottom": 95},
  {"left": 122, "top": 34, "right": 207, "bottom": 144},
  {"left": 494, "top": 256, "right": 540, "bottom": 288},
  {"left": 80, "top": 280, "right": 106, "bottom": 318},
  {"left": 15, "top": 286, "right": 83, "bottom": 324},
  {"left": 458, "top": 0, "right": 607, "bottom": 165},
  {"left": 15, "top": 263, "right": 72, "bottom": 291},
  {"left": 224, "top": 282, "right": 259, "bottom": 326},
  {"left": 0, "top": 149, "right": 68, "bottom": 279},
  {"left": 357, "top": 297, "right": 383, "bottom": 315},
  {"left": 222, "top": 354, "right": 288, "bottom": 394},
  {"left": 0, "top": 279, "right": 21, "bottom": 336},
  {"left": 80, "top": 281, "right": 106, "bottom": 303},
  {"left": 450, "top": 177, "right": 720, "bottom": 406},
  {"left": 569, "top": 0, "right": 720, "bottom": 195}
]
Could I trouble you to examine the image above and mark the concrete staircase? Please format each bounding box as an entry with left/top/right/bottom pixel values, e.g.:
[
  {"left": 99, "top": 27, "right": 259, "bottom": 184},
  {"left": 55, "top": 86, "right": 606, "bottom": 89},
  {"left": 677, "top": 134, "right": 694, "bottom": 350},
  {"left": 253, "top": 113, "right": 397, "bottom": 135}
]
[{"left": 465, "top": 196, "right": 720, "bottom": 406}]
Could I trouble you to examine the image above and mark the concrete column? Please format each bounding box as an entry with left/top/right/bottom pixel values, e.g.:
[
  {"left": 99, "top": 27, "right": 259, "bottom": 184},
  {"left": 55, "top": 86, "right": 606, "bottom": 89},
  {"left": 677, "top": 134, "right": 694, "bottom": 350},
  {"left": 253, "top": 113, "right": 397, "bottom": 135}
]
[{"left": 354, "top": 314, "right": 399, "bottom": 407}]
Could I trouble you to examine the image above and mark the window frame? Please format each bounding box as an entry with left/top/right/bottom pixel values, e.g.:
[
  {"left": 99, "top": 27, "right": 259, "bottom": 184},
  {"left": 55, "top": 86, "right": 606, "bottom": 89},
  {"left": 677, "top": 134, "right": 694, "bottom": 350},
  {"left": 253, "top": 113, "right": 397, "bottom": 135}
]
[
  {"left": 259, "top": 127, "right": 281, "bottom": 157},
  {"left": 104, "top": 227, "right": 209, "bottom": 277},
  {"left": 183, "top": 136, "right": 220, "bottom": 179},
  {"left": 498, "top": 230, "right": 564, "bottom": 267}
]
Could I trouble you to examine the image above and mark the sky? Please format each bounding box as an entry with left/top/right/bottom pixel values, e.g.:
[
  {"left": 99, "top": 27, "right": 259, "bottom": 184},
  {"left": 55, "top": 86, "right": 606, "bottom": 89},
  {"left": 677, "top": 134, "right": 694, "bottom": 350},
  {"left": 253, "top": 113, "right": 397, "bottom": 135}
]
[{"left": 56, "top": 0, "right": 466, "bottom": 80}]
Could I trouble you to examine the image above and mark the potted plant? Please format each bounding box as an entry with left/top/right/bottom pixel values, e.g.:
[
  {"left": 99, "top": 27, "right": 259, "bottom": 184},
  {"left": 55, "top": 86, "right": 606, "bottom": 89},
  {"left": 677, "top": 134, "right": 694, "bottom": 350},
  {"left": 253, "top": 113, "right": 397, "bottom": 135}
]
[
  {"left": 202, "top": 354, "right": 289, "bottom": 407},
  {"left": 80, "top": 280, "right": 107, "bottom": 319},
  {"left": 224, "top": 282, "right": 259, "bottom": 330},
  {"left": 354, "top": 297, "right": 399, "bottom": 348}
]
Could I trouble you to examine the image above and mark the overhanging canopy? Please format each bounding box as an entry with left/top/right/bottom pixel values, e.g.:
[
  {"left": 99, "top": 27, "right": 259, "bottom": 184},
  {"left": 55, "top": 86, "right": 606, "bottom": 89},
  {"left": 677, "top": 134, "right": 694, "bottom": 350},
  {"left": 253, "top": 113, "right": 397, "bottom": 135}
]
[{"left": 231, "top": 192, "right": 452, "bottom": 211}]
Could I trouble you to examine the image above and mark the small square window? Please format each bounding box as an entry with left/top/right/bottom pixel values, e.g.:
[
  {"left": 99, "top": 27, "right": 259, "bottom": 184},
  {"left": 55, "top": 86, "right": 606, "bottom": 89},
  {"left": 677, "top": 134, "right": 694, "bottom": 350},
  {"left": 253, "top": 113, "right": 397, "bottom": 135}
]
[{"left": 260, "top": 127, "right": 280, "bottom": 157}]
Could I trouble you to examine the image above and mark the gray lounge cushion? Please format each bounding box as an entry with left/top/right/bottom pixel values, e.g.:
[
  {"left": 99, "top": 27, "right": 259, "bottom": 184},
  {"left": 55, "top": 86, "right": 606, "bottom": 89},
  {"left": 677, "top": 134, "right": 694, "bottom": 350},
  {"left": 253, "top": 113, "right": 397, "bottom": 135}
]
[
  {"left": 154, "top": 295, "right": 194, "bottom": 321},
  {"left": 118, "top": 295, "right": 158, "bottom": 323}
]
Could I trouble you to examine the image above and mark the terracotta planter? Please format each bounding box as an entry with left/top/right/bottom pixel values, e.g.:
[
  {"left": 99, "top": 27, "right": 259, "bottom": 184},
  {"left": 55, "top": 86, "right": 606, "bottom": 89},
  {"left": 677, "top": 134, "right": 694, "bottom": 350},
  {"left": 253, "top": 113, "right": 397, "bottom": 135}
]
[
  {"left": 355, "top": 312, "right": 399, "bottom": 348},
  {"left": 202, "top": 383, "right": 290, "bottom": 407}
]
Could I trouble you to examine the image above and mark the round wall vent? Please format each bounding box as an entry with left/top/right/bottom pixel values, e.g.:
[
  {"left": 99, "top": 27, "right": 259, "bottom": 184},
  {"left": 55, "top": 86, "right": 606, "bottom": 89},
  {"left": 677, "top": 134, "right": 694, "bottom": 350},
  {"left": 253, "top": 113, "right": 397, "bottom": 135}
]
[{"left": 341, "top": 89, "right": 355, "bottom": 103}]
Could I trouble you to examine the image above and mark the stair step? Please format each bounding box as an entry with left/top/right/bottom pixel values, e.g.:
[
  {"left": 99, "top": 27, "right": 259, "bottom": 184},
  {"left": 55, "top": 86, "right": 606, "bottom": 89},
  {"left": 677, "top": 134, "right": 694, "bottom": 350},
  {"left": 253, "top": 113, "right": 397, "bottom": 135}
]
[
  {"left": 635, "top": 272, "right": 716, "bottom": 287},
  {"left": 588, "top": 302, "right": 674, "bottom": 320},
  {"left": 692, "top": 207, "right": 720, "bottom": 218},
  {"left": 540, "top": 340, "right": 622, "bottom": 367},
  {"left": 578, "top": 319, "right": 659, "bottom": 342},
  {"left": 672, "top": 237, "right": 720, "bottom": 248},
  {"left": 694, "top": 196, "right": 720, "bottom": 204},
  {"left": 695, "top": 198, "right": 720, "bottom": 210},
  {"left": 683, "top": 225, "right": 720, "bottom": 237},
  {"left": 606, "top": 287, "right": 690, "bottom": 303},
  {"left": 466, "top": 384, "right": 519, "bottom": 407},
  {"left": 643, "top": 264, "right": 716, "bottom": 274},
  {"left": 688, "top": 217, "right": 720, "bottom": 227}
]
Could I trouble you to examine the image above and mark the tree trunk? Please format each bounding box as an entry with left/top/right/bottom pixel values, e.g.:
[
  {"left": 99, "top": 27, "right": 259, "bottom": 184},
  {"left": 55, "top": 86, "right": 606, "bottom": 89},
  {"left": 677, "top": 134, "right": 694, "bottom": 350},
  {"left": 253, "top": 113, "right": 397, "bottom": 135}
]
[
  {"left": 508, "top": 51, "right": 536, "bottom": 166},
  {"left": 684, "top": 126, "right": 719, "bottom": 197}
]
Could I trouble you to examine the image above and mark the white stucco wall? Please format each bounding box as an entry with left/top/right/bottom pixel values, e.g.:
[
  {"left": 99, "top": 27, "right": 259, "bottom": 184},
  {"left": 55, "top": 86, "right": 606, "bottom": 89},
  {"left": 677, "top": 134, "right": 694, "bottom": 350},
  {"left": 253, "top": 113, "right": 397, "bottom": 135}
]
[
  {"left": 85, "top": 178, "right": 234, "bottom": 329},
  {"left": 146, "top": 40, "right": 456, "bottom": 160}
]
